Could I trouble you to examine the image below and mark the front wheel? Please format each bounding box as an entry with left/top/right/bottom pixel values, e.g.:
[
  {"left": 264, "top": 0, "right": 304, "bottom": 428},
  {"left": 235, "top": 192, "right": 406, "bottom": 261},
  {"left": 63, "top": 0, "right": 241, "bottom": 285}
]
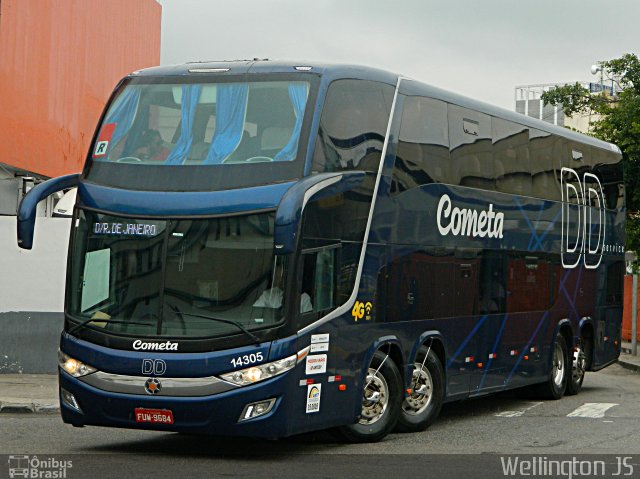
[
  {"left": 534, "top": 332, "right": 568, "bottom": 399},
  {"left": 396, "top": 345, "right": 444, "bottom": 433},
  {"left": 335, "top": 350, "right": 402, "bottom": 443}
]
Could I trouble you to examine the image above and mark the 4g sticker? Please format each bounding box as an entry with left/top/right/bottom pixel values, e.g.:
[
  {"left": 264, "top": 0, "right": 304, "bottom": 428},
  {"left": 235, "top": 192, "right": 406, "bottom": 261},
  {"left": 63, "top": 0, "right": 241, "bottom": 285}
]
[{"left": 352, "top": 301, "right": 373, "bottom": 322}]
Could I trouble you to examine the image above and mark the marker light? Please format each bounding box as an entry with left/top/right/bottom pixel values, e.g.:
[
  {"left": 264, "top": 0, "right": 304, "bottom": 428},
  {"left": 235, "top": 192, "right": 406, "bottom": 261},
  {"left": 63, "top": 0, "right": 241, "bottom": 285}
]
[
  {"left": 220, "top": 354, "right": 297, "bottom": 386},
  {"left": 58, "top": 350, "right": 96, "bottom": 378}
]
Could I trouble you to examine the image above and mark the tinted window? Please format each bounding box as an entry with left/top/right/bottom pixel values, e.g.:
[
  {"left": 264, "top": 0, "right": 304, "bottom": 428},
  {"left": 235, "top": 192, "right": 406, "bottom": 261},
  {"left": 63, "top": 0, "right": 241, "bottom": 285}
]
[
  {"left": 492, "top": 118, "right": 531, "bottom": 196},
  {"left": 85, "top": 75, "right": 319, "bottom": 192},
  {"left": 448, "top": 105, "right": 493, "bottom": 189},
  {"left": 592, "top": 147, "right": 624, "bottom": 210},
  {"left": 298, "top": 189, "right": 368, "bottom": 327},
  {"left": 68, "top": 210, "right": 286, "bottom": 339},
  {"left": 391, "top": 96, "right": 450, "bottom": 194},
  {"left": 312, "top": 79, "right": 394, "bottom": 173},
  {"left": 529, "top": 129, "right": 561, "bottom": 201}
]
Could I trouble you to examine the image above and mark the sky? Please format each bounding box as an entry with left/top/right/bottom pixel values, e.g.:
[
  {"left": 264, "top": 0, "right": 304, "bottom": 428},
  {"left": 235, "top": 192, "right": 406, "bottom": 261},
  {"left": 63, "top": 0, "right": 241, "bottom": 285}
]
[{"left": 157, "top": 0, "right": 640, "bottom": 110}]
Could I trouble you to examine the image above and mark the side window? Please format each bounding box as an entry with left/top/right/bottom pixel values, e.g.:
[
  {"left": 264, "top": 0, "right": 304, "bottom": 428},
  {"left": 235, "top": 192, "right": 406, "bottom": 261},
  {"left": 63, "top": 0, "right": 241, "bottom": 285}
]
[
  {"left": 529, "top": 129, "right": 561, "bottom": 201},
  {"left": 448, "top": 105, "right": 493, "bottom": 189},
  {"left": 300, "top": 245, "right": 339, "bottom": 317},
  {"left": 492, "top": 118, "right": 531, "bottom": 196},
  {"left": 592, "top": 147, "right": 624, "bottom": 210},
  {"left": 312, "top": 79, "right": 394, "bottom": 173},
  {"left": 391, "top": 96, "right": 450, "bottom": 195}
]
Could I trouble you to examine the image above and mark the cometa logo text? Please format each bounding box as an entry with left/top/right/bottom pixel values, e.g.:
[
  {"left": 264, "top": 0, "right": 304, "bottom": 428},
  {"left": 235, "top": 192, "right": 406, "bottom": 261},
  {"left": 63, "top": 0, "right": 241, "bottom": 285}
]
[
  {"left": 437, "top": 194, "right": 504, "bottom": 239},
  {"left": 133, "top": 340, "right": 179, "bottom": 351}
]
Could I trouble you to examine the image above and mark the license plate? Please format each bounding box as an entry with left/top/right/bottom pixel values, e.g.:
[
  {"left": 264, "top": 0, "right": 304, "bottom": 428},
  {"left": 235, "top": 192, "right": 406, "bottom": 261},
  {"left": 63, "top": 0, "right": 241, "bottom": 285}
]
[{"left": 134, "top": 408, "right": 174, "bottom": 425}]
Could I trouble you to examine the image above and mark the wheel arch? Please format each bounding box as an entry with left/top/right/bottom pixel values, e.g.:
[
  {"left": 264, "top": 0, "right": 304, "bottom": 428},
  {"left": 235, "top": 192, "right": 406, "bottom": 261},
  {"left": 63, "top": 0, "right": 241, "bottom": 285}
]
[
  {"left": 407, "top": 331, "right": 447, "bottom": 394},
  {"left": 353, "top": 336, "right": 405, "bottom": 420}
]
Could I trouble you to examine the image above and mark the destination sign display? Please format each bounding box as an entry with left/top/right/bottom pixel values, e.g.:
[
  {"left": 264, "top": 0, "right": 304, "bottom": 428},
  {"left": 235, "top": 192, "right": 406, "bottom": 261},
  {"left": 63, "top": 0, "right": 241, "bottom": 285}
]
[{"left": 93, "top": 222, "right": 162, "bottom": 237}]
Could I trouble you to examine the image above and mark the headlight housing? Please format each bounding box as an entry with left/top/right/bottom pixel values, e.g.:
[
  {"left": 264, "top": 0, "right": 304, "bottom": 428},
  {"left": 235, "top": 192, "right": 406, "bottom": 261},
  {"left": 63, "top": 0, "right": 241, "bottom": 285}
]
[
  {"left": 58, "top": 350, "right": 97, "bottom": 378},
  {"left": 219, "top": 354, "right": 297, "bottom": 386}
]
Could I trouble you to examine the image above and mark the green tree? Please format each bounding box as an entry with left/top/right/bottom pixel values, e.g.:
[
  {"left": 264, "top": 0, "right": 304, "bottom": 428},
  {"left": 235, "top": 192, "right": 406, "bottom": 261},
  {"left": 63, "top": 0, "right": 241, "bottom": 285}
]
[{"left": 542, "top": 53, "right": 640, "bottom": 256}]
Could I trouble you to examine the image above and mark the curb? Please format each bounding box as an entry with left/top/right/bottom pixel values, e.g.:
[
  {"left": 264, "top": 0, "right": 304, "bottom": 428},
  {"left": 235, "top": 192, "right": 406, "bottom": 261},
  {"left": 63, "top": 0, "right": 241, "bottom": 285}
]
[
  {"left": 617, "top": 358, "right": 640, "bottom": 373},
  {"left": 0, "top": 400, "right": 59, "bottom": 414}
]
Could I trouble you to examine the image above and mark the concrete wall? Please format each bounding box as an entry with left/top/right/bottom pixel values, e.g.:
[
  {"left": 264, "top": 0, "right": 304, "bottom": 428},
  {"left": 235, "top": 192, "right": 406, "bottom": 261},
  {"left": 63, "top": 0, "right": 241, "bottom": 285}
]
[
  {"left": 0, "top": 216, "right": 70, "bottom": 312},
  {"left": 0, "top": 216, "right": 70, "bottom": 373},
  {"left": 0, "top": 312, "right": 63, "bottom": 373}
]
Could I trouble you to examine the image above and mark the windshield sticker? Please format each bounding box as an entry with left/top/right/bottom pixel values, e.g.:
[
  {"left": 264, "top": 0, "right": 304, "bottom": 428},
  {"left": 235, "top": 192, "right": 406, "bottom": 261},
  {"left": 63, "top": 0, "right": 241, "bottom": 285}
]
[
  {"left": 306, "top": 383, "right": 321, "bottom": 414},
  {"left": 93, "top": 222, "right": 159, "bottom": 237},
  {"left": 93, "top": 123, "right": 116, "bottom": 157}
]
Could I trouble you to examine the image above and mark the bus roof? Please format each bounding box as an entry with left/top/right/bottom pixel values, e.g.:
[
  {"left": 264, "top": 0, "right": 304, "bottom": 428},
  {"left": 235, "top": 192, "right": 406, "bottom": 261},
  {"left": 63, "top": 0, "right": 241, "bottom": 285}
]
[{"left": 129, "top": 60, "right": 620, "bottom": 156}]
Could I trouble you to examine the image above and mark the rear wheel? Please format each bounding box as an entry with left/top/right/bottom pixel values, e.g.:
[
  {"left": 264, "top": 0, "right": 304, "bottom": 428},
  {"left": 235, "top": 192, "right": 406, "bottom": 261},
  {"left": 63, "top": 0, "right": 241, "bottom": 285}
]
[
  {"left": 534, "top": 332, "right": 568, "bottom": 399},
  {"left": 336, "top": 350, "right": 402, "bottom": 443},
  {"left": 566, "top": 336, "right": 586, "bottom": 396},
  {"left": 396, "top": 346, "right": 444, "bottom": 432}
]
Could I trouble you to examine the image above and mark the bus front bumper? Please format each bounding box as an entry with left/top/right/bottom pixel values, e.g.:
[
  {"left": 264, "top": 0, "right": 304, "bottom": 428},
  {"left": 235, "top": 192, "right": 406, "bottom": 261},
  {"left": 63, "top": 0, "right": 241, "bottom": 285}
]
[{"left": 58, "top": 369, "right": 294, "bottom": 439}]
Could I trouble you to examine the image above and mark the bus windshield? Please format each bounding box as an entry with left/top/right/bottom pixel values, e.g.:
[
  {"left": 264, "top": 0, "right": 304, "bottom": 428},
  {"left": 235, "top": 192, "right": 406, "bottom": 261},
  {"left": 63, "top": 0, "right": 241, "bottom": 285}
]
[
  {"left": 67, "top": 210, "right": 288, "bottom": 339},
  {"left": 85, "top": 76, "right": 315, "bottom": 191}
]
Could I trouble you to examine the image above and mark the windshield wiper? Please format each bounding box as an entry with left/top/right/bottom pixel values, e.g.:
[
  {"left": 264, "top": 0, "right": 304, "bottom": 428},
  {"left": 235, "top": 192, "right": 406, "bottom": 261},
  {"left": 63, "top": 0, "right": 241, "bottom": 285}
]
[
  {"left": 168, "top": 305, "right": 261, "bottom": 344},
  {"left": 67, "top": 318, "right": 154, "bottom": 336}
]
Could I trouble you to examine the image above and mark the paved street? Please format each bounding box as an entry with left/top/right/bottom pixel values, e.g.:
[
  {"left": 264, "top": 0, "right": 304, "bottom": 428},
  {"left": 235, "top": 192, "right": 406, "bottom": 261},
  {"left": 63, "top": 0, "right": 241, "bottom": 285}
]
[{"left": 1, "top": 364, "right": 639, "bottom": 478}]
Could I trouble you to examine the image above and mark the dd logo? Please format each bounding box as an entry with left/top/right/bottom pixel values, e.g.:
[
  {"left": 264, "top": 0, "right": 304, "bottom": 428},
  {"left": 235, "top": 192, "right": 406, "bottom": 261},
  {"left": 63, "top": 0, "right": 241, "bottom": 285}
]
[
  {"left": 142, "top": 359, "right": 166, "bottom": 376},
  {"left": 561, "top": 167, "right": 605, "bottom": 270}
]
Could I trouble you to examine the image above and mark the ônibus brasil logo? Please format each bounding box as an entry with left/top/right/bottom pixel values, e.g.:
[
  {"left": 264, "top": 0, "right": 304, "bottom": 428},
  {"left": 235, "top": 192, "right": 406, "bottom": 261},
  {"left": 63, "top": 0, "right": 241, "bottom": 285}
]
[{"left": 436, "top": 194, "right": 504, "bottom": 239}]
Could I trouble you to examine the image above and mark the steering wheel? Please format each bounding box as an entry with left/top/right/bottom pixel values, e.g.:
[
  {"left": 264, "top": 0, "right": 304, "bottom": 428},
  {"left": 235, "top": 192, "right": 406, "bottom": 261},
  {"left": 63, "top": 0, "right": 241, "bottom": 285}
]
[
  {"left": 116, "top": 156, "right": 143, "bottom": 163},
  {"left": 244, "top": 156, "right": 274, "bottom": 163}
]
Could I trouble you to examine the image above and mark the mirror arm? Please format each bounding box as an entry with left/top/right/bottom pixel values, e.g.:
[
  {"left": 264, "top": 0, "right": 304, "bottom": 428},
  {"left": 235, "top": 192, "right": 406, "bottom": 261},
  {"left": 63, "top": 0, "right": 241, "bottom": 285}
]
[{"left": 17, "top": 173, "right": 80, "bottom": 250}]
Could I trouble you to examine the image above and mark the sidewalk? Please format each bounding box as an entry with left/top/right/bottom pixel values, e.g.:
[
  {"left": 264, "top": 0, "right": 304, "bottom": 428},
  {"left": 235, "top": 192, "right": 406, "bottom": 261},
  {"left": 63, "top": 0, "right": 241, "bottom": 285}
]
[
  {"left": 619, "top": 341, "right": 640, "bottom": 373},
  {"left": 0, "top": 374, "right": 58, "bottom": 413},
  {"left": 1, "top": 349, "right": 639, "bottom": 414}
]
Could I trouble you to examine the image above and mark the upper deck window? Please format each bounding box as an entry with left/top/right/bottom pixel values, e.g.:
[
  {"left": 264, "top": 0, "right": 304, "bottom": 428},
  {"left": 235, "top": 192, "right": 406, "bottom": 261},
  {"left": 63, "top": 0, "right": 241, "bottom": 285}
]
[{"left": 85, "top": 75, "right": 317, "bottom": 192}]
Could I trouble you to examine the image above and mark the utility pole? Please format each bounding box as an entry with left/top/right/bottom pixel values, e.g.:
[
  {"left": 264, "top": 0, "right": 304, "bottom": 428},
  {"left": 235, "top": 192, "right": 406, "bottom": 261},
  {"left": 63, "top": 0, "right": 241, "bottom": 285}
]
[{"left": 633, "top": 273, "right": 638, "bottom": 356}]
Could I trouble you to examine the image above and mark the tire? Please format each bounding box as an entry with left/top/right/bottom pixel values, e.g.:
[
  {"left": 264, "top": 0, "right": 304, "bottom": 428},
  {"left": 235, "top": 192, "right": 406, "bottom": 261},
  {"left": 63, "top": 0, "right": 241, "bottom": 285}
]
[
  {"left": 534, "top": 332, "right": 568, "bottom": 400},
  {"left": 335, "top": 350, "right": 402, "bottom": 443},
  {"left": 396, "top": 345, "right": 444, "bottom": 433},
  {"left": 566, "top": 336, "right": 586, "bottom": 396}
]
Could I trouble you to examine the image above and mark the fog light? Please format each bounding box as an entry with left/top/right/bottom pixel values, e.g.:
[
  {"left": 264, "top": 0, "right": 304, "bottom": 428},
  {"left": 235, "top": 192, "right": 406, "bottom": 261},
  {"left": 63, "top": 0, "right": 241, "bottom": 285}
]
[
  {"left": 61, "top": 388, "right": 82, "bottom": 413},
  {"left": 239, "top": 398, "right": 276, "bottom": 422}
]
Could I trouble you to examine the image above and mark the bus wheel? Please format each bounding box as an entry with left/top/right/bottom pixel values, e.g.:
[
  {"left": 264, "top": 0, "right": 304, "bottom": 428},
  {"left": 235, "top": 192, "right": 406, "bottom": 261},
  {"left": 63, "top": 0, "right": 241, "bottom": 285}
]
[
  {"left": 566, "top": 337, "right": 586, "bottom": 396},
  {"left": 336, "top": 350, "right": 402, "bottom": 443},
  {"left": 396, "top": 346, "right": 444, "bottom": 433},
  {"left": 535, "top": 332, "right": 568, "bottom": 400}
]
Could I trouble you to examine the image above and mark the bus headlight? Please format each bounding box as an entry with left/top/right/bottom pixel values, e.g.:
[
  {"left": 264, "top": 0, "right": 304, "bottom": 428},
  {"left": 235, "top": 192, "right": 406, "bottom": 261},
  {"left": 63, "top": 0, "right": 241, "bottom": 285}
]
[
  {"left": 58, "top": 350, "right": 97, "bottom": 378},
  {"left": 219, "top": 354, "right": 297, "bottom": 386}
]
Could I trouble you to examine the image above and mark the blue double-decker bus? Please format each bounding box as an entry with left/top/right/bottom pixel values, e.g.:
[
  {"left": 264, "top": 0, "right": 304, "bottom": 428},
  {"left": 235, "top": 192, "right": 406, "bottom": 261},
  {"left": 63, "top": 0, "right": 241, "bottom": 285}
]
[{"left": 18, "top": 61, "right": 625, "bottom": 442}]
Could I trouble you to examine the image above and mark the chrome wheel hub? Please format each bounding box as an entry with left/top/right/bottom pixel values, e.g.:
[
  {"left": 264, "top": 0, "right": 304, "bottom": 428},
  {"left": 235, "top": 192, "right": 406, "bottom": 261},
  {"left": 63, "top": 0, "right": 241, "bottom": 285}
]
[
  {"left": 358, "top": 368, "right": 389, "bottom": 425},
  {"left": 402, "top": 363, "right": 433, "bottom": 415},
  {"left": 552, "top": 342, "right": 565, "bottom": 387},
  {"left": 572, "top": 344, "right": 586, "bottom": 383}
]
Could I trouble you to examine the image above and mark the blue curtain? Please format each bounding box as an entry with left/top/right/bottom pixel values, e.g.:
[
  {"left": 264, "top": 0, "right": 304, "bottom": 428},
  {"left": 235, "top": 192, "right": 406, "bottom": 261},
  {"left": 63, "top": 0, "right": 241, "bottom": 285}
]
[
  {"left": 203, "top": 84, "right": 249, "bottom": 164},
  {"left": 105, "top": 87, "right": 141, "bottom": 153},
  {"left": 165, "top": 85, "right": 202, "bottom": 165},
  {"left": 274, "top": 83, "right": 309, "bottom": 162}
]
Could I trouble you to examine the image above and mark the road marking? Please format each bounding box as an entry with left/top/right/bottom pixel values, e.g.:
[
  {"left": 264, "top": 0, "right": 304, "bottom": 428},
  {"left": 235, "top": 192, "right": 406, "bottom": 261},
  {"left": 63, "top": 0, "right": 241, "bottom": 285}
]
[
  {"left": 495, "top": 401, "right": 543, "bottom": 417},
  {"left": 567, "top": 403, "right": 619, "bottom": 418}
]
